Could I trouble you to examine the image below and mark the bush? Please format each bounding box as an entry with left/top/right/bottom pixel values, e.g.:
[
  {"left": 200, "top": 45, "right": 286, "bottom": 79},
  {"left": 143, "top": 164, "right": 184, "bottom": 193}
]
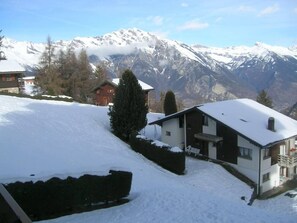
[
  {"left": 5, "top": 171, "right": 132, "bottom": 221},
  {"left": 0, "top": 92, "right": 74, "bottom": 102},
  {"left": 130, "top": 134, "right": 185, "bottom": 175}
]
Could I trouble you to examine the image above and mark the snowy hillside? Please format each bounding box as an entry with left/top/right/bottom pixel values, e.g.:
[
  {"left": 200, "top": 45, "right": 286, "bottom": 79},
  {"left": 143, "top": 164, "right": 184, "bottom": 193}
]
[{"left": 0, "top": 95, "right": 296, "bottom": 223}]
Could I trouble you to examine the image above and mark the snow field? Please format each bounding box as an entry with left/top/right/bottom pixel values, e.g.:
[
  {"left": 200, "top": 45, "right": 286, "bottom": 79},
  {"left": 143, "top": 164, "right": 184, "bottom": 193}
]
[{"left": 0, "top": 95, "right": 296, "bottom": 223}]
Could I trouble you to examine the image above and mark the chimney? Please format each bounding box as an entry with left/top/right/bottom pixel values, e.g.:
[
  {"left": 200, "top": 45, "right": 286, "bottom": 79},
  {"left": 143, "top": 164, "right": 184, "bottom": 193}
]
[{"left": 268, "top": 117, "right": 275, "bottom": 132}]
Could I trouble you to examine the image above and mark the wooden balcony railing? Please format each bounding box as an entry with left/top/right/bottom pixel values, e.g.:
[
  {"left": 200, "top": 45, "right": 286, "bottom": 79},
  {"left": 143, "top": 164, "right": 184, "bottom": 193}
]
[{"left": 278, "top": 154, "right": 297, "bottom": 168}]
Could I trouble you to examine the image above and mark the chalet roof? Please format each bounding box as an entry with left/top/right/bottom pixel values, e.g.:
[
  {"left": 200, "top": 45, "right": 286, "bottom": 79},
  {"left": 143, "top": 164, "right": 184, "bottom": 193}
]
[
  {"left": 112, "top": 78, "right": 154, "bottom": 91},
  {"left": 150, "top": 99, "right": 297, "bottom": 147},
  {"left": 0, "top": 60, "right": 25, "bottom": 73},
  {"left": 93, "top": 78, "right": 154, "bottom": 91}
]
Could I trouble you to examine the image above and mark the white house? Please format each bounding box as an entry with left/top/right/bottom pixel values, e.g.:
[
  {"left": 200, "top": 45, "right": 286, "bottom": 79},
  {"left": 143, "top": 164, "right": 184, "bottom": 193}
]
[{"left": 150, "top": 98, "right": 297, "bottom": 195}]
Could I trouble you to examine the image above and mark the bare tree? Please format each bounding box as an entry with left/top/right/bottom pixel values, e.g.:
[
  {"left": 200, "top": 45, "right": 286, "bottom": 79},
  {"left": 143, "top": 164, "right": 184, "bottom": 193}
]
[
  {"left": 39, "top": 36, "right": 56, "bottom": 69},
  {"left": 35, "top": 36, "right": 64, "bottom": 95}
]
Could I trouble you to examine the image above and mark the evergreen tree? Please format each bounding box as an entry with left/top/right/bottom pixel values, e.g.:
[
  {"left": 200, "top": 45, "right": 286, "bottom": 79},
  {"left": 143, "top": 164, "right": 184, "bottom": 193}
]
[
  {"left": 163, "top": 90, "right": 178, "bottom": 116},
  {"left": 256, "top": 90, "right": 273, "bottom": 108},
  {"left": 108, "top": 69, "right": 148, "bottom": 139}
]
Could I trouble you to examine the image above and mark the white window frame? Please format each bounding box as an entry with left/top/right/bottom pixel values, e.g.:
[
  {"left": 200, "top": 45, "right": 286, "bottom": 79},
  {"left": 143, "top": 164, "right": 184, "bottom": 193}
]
[
  {"left": 238, "top": 147, "right": 253, "bottom": 160},
  {"left": 263, "top": 148, "right": 271, "bottom": 160},
  {"left": 262, "top": 172, "right": 270, "bottom": 183}
]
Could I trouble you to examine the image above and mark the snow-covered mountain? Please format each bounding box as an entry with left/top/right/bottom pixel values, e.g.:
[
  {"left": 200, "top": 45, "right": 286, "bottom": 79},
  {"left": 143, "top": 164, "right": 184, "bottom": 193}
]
[
  {"left": 193, "top": 42, "right": 297, "bottom": 69},
  {"left": 2, "top": 28, "right": 297, "bottom": 109},
  {"left": 193, "top": 43, "right": 297, "bottom": 109}
]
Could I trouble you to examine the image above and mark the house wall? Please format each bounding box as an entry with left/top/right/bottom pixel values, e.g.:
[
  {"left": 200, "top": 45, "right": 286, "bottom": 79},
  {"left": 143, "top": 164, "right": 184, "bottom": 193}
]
[
  {"left": 185, "top": 111, "right": 202, "bottom": 148},
  {"left": 24, "top": 79, "right": 34, "bottom": 85},
  {"left": 161, "top": 118, "right": 184, "bottom": 149},
  {"left": 94, "top": 84, "right": 151, "bottom": 107},
  {"left": 94, "top": 84, "right": 115, "bottom": 106},
  {"left": 288, "top": 138, "right": 296, "bottom": 155},
  {"left": 259, "top": 137, "right": 297, "bottom": 194},
  {"left": 260, "top": 161, "right": 279, "bottom": 194},
  {"left": 203, "top": 117, "right": 217, "bottom": 159},
  {"left": 0, "top": 73, "right": 21, "bottom": 94},
  {"left": 235, "top": 136, "right": 285, "bottom": 194},
  {"left": 0, "top": 87, "right": 19, "bottom": 94},
  {"left": 235, "top": 136, "right": 260, "bottom": 183},
  {"left": 216, "top": 123, "right": 238, "bottom": 164},
  {"left": 202, "top": 116, "right": 216, "bottom": 135}
]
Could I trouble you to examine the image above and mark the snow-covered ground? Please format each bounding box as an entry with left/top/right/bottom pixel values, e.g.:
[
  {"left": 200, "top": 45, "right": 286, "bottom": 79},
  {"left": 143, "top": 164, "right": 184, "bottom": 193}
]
[{"left": 0, "top": 95, "right": 296, "bottom": 223}]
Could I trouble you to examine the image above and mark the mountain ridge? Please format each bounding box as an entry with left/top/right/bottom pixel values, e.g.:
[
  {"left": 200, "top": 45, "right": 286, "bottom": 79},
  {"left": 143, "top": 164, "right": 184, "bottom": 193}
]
[{"left": 1, "top": 28, "right": 297, "bottom": 110}]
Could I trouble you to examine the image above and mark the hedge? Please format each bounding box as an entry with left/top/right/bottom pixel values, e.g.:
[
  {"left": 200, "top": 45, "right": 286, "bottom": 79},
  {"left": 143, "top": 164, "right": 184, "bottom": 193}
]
[
  {"left": 0, "top": 92, "right": 74, "bottom": 102},
  {"left": 4, "top": 170, "right": 132, "bottom": 221},
  {"left": 130, "top": 134, "right": 185, "bottom": 175}
]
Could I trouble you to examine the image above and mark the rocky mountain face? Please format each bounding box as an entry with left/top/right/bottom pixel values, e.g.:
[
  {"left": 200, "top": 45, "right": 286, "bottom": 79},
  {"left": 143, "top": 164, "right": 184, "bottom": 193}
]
[
  {"left": 194, "top": 43, "right": 297, "bottom": 110},
  {"left": 2, "top": 28, "right": 297, "bottom": 110}
]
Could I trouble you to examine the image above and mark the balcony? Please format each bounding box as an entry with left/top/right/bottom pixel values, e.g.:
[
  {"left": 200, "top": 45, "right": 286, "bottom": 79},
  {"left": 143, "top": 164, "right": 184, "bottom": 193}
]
[{"left": 278, "top": 154, "right": 297, "bottom": 168}]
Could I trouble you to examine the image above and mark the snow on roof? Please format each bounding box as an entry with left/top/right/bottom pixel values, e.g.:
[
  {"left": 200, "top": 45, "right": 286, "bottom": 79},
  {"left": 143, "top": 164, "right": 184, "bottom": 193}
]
[
  {"left": 22, "top": 76, "right": 35, "bottom": 80},
  {"left": 198, "top": 99, "right": 297, "bottom": 147},
  {"left": 0, "top": 60, "right": 25, "bottom": 73},
  {"left": 112, "top": 78, "right": 154, "bottom": 91}
]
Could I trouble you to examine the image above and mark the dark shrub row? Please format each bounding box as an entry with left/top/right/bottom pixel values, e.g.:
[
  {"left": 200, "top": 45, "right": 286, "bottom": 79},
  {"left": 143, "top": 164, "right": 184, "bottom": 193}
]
[
  {"left": 0, "top": 92, "right": 74, "bottom": 102},
  {"left": 5, "top": 170, "right": 132, "bottom": 221},
  {"left": 130, "top": 134, "right": 185, "bottom": 175}
]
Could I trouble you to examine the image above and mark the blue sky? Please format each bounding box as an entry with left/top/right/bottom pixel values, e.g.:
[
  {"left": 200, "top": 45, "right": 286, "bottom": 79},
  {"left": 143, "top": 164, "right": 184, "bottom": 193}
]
[{"left": 1, "top": 0, "right": 297, "bottom": 47}]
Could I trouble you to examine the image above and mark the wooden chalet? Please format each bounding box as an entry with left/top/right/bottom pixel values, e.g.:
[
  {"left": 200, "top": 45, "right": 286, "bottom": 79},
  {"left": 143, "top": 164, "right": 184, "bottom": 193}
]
[
  {"left": 149, "top": 99, "right": 297, "bottom": 196},
  {"left": 0, "top": 60, "right": 25, "bottom": 94},
  {"left": 93, "top": 78, "right": 154, "bottom": 106}
]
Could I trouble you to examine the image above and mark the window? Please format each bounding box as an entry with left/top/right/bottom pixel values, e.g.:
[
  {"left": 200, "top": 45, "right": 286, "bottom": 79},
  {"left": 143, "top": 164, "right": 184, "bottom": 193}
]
[
  {"left": 5, "top": 74, "right": 13, "bottom": 81},
  {"left": 202, "top": 114, "right": 208, "bottom": 126},
  {"left": 165, "top": 131, "right": 171, "bottom": 136},
  {"left": 187, "top": 124, "right": 192, "bottom": 130},
  {"left": 262, "top": 172, "right": 270, "bottom": 183},
  {"left": 179, "top": 117, "right": 184, "bottom": 128},
  {"left": 263, "top": 148, "right": 271, "bottom": 159},
  {"left": 238, "top": 147, "right": 253, "bottom": 160}
]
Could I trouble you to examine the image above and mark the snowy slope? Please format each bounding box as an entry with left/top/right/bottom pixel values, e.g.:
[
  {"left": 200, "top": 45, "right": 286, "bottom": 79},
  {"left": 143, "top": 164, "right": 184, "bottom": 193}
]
[{"left": 0, "top": 95, "right": 296, "bottom": 223}]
